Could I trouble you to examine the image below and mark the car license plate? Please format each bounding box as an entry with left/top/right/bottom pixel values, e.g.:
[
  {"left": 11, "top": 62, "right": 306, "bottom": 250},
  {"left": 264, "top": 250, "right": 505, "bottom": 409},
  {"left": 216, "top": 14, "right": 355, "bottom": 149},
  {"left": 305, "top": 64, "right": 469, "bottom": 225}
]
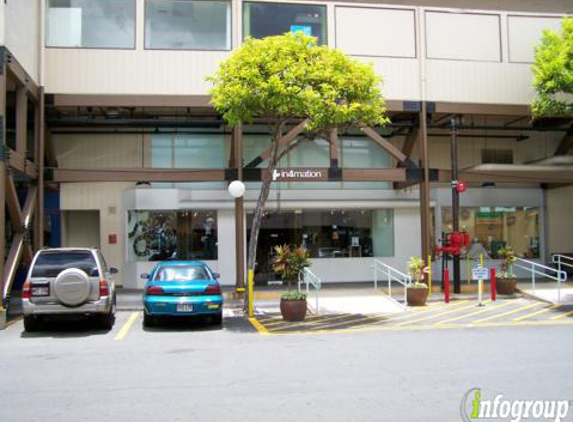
[
  {"left": 32, "top": 286, "right": 49, "bottom": 296},
  {"left": 176, "top": 304, "right": 193, "bottom": 312}
]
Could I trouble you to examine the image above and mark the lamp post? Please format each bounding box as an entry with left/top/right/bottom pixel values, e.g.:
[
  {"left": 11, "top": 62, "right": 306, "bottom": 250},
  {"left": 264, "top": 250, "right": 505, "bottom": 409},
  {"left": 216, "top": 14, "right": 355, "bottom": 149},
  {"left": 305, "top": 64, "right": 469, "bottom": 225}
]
[{"left": 228, "top": 180, "right": 251, "bottom": 314}]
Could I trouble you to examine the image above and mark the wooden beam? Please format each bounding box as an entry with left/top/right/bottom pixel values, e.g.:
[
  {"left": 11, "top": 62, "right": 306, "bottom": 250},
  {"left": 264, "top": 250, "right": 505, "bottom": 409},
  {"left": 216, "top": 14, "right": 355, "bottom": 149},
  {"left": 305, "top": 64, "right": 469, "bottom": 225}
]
[
  {"left": 554, "top": 124, "right": 573, "bottom": 155},
  {"left": 4, "top": 48, "right": 39, "bottom": 102},
  {"left": 7, "top": 148, "right": 38, "bottom": 178},
  {"left": 361, "top": 126, "right": 414, "bottom": 167},
  {"left": 434, "top": 102, "right": 529, "bottom": 116},
  {"left": 245, "top": 118, "right": 311, "bottom": 168},
  {"left": 330, "top": 128, "right": 339, "bottom": 167},
  {"left": 5, "top": 174, "right": 23, "bottom": 233},
  {"left": 343, "top": 168, "right": 407, "bottom": 182},
  {"left": 50, "top": 168, "right": 227, "bottom": 183},
  {"left": 35, "top": 87, "right": 45, "bottom": 250},
  {"left": 50, "top": 94, "right": 212, "bottom": 108},
  {"left": 15, "top": 86, "right": 27, "bottom": 156},
  {"left": 437, "top": 169, "right": 573, "bottom": 184}
]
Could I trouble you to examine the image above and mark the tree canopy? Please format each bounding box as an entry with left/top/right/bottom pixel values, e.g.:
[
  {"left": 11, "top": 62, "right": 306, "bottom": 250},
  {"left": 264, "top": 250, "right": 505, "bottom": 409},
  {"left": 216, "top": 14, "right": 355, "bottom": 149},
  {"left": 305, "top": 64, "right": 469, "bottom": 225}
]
[
  {"left": 532, "top": 17, "right": 573, "bottom": 117},
  {"left": 208, "top": 32, "right": 389, "bottom": 131}
]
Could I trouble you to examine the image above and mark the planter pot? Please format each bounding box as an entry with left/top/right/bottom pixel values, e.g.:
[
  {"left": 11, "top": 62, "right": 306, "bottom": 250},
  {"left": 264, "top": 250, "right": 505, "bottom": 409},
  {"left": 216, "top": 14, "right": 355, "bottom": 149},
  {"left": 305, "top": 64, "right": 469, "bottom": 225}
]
[
  {"left": 496, "top": 278, "right": 517, "bottom": 295},
  {"left": 280, "top": 298, "right": 307, "bottom": 321},
  {"left": 407, "top": 287, "right": 429, "bottom": 306}
]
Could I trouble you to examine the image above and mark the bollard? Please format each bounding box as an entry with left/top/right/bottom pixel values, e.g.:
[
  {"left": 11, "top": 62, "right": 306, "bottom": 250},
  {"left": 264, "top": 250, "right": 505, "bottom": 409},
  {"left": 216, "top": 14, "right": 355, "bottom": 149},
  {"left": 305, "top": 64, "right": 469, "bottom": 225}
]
[
  {"left": 444, "top": 268, "right": 450, "bottom": 303},
  {"left": 490, "top": 267, "right": 496, "bottom": 301},
  {"left": 248, "top": 269, "right": 254, "bottom": 318}
]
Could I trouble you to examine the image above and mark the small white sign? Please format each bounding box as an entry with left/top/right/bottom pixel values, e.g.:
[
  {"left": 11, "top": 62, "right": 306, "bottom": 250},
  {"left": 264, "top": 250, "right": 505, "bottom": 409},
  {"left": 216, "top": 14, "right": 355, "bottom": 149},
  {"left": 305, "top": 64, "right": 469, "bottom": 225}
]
[{"left": 472, "top": 266, "right": 489, "bottom": 280}]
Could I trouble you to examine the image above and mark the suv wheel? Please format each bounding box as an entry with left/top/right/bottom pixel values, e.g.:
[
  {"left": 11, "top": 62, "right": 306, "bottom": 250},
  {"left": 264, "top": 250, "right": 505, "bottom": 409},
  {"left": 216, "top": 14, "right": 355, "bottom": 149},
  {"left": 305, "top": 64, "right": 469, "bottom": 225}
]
[
  {"left": 23, "top": 316, "right": 41, "bottom": 332},
  {"left": 98, "top": 312, "right": 115, "bottom": 330}
]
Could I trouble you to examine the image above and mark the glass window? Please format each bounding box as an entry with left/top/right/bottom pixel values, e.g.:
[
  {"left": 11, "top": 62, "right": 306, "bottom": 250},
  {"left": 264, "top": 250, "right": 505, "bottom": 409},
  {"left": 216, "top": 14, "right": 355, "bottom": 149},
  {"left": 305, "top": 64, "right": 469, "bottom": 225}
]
[
  {"left": 243, "top": 2, "right": 327, "bottom": 45},
  {"left": 32, "top": 251, "right": 97, "bottom": 277},
  {"left": 145, "top": 0, "right": 231, "bottom": 50},
  {"left": 46, "top": 0, "right": 135, "bottom": 49},
  {"left": 153, "top": 265, "right": 210, "bottom": 281},
  {"left": 441, "top": 206, "right": 540, "bottom": 259},
  {"left": 127, "top": 210, "right": 218, "bottom": 262},
  {"left": 150, "top": 133, "right": 227, "bottom": 189},
  {"left": 247, "top": 208, "right": 394, "bottom": 269},
  {"left": 342, "top": 137, "right": 391, "bottom": 189}
]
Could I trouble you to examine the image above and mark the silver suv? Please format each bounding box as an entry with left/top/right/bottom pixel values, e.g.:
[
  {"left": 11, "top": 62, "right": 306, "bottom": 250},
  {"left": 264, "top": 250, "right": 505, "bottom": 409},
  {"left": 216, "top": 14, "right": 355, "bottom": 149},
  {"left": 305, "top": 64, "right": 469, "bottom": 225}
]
[{"left": 22, "top": 247, "right": 117, "bottom": 331}]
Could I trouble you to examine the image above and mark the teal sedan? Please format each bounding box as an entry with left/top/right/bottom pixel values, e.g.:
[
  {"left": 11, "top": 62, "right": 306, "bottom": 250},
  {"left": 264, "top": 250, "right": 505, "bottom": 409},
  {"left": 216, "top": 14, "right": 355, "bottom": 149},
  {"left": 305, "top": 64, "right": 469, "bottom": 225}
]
[{"left": 142, "top": 261, "right": 223, "bottom": 327}]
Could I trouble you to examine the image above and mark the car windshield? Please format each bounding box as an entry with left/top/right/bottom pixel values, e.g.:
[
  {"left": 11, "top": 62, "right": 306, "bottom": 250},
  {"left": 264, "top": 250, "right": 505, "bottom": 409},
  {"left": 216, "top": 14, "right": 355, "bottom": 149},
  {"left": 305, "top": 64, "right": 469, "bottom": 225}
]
[
  {"left": 153, "top": 266, "right": 210, "bottom": 282},
  {"left": 31, "top": 251, "right": 98, "bottom": 277}
]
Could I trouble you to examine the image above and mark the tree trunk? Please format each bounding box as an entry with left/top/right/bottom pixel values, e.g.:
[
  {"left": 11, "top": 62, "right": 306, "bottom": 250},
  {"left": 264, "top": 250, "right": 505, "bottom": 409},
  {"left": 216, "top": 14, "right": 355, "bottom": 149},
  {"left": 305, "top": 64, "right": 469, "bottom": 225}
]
[{"left": 245, "top": 134, "right": 279, "bottom": 309}]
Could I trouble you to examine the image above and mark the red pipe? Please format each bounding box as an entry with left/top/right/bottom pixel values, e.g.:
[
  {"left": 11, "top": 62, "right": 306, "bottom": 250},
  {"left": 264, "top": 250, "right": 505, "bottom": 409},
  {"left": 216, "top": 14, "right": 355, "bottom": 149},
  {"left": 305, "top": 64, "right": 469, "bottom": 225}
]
[
  {"left": 491, "top": 267, "right": 496, "bottom": 301},
  {"left": 444, "top": 268, "right": 450, "bottom": 303}
]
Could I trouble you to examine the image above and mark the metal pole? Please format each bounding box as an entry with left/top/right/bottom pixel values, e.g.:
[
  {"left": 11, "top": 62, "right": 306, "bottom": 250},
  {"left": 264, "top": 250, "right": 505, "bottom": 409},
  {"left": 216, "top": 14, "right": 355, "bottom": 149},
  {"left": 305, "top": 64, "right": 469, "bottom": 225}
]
[
  {"left": 419, "top": 105, "right": 431, "bottom": 260},
  {"left": 450, "top": 118, "right": 461, "bottom": 294},
  {"left": 233, "top": 124, "right": 245, "bottom": 293},
  {"left": 0, "top": 58, "right": 6, "bottom": 312}
]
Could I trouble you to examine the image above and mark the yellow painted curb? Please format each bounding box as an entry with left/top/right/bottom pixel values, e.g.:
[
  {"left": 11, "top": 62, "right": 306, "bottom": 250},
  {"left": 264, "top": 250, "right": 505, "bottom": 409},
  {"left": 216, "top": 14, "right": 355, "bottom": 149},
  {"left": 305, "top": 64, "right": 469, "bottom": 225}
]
[{"left": 248, "top": 317, "right": 269, "bottom": 335}]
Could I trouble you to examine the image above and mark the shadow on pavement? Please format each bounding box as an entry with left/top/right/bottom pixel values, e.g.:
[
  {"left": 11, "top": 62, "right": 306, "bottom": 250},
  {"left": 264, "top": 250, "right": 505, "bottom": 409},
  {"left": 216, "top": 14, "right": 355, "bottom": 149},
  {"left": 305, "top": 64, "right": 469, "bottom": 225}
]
[{"left": 20, "top": 318, "right": 113, "bottom": 339}]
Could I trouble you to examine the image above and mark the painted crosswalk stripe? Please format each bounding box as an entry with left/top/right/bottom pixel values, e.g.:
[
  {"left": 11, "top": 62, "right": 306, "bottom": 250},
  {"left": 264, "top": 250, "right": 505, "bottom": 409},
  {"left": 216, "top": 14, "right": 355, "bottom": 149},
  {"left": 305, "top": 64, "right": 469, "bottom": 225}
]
[
  {"left": 395, "top": 300, "right": 490, "bottom": 326},
  {"left": 387, "top": 300, "right": 470, "bottom": 323},
  {"left": 435, "top": 301, "right": 513, "bottom": 325},
  {"left": 474, "top": 302, "right": 539, "bottom": 324},
  {"left": 113, "top": 312, "right": 139, "bottom": 341},
  {"left": 550, "top": 309, "right": 573, "bottom": 320},
  {"left": 512, "top": 304, "right": 560, "bottom": 322}
]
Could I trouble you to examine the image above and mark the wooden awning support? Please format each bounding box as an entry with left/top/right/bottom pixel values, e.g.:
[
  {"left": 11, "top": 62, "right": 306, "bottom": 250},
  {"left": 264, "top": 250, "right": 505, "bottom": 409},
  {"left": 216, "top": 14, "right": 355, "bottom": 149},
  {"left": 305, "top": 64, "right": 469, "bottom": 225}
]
[
  {"left": 2, "top": 183, "right": 37, "bottom": 301},
  {"left": 361, "top": 126, "right": 416, "bottom": 168},
  {"left": 245, "top": 118, "right": 311, "bottom": 168}
]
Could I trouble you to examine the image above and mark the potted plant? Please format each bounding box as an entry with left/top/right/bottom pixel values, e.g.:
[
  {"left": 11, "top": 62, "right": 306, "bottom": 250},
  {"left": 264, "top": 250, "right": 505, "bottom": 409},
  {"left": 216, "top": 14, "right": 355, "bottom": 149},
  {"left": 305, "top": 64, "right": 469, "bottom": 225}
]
[
  {"left": 496, "top": 245, "right": 517, "bottom": 295},
  {"left": 272, "top": 244, "right": 311, "bottom": 321},
  {"left": 406, "top": 256, "right": 429, "bottom": 306}
]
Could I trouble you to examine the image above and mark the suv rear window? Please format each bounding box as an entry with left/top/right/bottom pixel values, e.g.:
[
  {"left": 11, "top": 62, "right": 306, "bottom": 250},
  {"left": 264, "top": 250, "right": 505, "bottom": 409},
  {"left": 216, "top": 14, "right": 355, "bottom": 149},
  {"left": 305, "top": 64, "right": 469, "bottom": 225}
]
[{"left": 31, "top": 251, "right": 98, "bottom": 278}]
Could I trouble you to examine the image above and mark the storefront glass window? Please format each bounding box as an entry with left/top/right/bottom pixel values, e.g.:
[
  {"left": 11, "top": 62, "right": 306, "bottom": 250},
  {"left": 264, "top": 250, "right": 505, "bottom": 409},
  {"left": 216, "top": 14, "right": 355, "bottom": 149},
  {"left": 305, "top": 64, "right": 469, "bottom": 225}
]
[
  {"left": 243, "top": 2, "right": 327, "bottom": 45},
  {"left": 247, "top": 208, "right": 394, "bottom": 280},
  {"left": 440, "top": 206, "right": 540, "bottom": 258},
  {"left": 127, "top": 210, "right": 218, "bottom": 262},
  {"left": 46, "top": 0, "right": 135, "bottom": 48},
  {"left": 145, "top": 0, "right": 231, "bottom": 50},
  {"left": 342, "top": 137, "right": 391, "bottom": 189}
]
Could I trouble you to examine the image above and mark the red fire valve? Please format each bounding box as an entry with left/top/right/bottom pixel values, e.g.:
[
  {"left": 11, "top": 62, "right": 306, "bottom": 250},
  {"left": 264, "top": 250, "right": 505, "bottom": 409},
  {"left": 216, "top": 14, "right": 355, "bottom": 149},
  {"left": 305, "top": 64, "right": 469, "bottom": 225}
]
[{"left": 456, "top": 180, "right": 468, "bottom": 193}]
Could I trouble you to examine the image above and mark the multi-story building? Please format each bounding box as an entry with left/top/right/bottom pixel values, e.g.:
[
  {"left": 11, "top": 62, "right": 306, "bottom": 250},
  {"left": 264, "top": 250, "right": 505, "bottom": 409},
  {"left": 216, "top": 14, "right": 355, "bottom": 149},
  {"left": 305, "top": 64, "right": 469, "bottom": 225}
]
[{"left": 1, "top": 0, "right": 572, "bottom": 296}]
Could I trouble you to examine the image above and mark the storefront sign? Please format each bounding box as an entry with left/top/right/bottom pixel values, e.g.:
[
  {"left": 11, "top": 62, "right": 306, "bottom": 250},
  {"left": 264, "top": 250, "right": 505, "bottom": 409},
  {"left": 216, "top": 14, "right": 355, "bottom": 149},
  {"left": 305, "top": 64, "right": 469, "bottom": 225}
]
[{"left": 271, "top": 169, "right": 325, "bottom": 181}]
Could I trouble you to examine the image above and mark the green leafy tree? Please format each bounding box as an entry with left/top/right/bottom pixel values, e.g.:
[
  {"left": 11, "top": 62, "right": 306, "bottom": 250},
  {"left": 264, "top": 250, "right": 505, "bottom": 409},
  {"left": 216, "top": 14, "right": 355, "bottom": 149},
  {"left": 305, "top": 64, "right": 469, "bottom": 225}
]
[
  {"left": 209, "top": 32, "right": 388, "bottom": 295},
  {"left": 531, "top": 17, "right": 573, "bottom": 117}
]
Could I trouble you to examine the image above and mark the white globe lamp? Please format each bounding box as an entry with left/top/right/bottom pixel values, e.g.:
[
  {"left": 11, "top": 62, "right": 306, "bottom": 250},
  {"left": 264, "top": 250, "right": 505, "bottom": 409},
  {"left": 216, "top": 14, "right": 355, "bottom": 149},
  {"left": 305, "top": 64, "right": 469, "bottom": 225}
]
[{"left": 228, "top": 180, "right": 246, "bottom": 198}]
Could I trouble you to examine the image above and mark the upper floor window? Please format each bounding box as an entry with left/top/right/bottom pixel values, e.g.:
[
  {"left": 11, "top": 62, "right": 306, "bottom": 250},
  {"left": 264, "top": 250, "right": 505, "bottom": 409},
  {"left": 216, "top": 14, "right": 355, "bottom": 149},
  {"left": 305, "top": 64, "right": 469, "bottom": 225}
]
[
  {"left": 243, "top": 2, "right": 327, "bottom": 45},
  {"left": 46, "top": 0, "right": 135, "bottom": 49},
  {"left": 145, "top": 0, "right": 231, "bottom": 50}
]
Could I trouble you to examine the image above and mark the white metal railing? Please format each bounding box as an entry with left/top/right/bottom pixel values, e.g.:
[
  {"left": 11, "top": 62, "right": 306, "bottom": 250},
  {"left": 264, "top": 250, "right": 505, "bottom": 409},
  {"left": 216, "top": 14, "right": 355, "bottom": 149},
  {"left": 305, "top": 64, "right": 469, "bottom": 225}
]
[
  {"left": 514, "top": 258, "right": 568, "bottom": 303},
  {"left": 552, "top": 254, "right": 573, "bottom": 281},
  {"left": 298, "top": 268, "right": 321, "bottom": 313},
  {"left": 372, "top": 259, "right": 411, "bottom": 308}
]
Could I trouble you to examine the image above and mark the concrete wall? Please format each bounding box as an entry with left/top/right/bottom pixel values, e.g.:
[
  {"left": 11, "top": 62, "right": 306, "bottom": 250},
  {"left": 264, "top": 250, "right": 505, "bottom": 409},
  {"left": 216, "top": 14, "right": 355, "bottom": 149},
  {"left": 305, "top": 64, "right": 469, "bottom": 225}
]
[
  {"left": 43, "top": 0, "right": 567, "bottom": 105},
  {"left": 5, "top": 0, "right": 40, "bottom": 84},
  {"left": 546, "top": 185, "right": 573, "bottom": 255}
]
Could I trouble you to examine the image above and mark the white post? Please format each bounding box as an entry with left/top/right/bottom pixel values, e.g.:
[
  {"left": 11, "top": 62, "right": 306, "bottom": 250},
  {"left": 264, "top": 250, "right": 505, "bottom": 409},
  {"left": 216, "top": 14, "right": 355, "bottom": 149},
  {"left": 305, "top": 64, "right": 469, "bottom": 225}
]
[
  {"left": 387, "top": 268, "right": 391, "bottom": 298},
  {"left": 374, "top": 264, "right": 378, "bottom": 291}
]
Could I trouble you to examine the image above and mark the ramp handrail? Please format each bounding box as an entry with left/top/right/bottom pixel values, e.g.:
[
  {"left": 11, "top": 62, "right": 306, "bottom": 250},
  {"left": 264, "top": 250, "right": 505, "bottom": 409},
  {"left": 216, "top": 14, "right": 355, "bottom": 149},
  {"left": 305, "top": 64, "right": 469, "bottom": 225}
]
[
  {"left": 552, "top": 254, "right": 573, "bottom": 278},
  {"left": 514, "top": 258, "right": 568, "bottom": 303},
  {"left": 372, "top": 259, "right": 411, "bottom": 307},
  {"left": 298, "top": 268, "right": 321, "bottom": 313}
]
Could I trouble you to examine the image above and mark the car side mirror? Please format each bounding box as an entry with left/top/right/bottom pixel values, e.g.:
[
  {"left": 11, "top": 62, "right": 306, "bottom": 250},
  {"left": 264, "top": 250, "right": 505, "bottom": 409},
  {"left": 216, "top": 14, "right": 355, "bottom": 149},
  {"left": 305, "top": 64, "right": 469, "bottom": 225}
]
[
  {"left": 110, "top": 267, "right": 119, "bottom": 275},
  {"left": 213, "top": 272, "right": 220, "bottom": 279},
  {"left": 140, "top": 273, "right": 150, "bottom": 280}
]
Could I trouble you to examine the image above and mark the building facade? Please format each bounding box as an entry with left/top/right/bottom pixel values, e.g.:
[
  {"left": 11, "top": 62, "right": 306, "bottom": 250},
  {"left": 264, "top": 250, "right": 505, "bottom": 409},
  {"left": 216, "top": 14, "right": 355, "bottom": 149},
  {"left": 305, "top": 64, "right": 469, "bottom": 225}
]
[{"left": 1, "top": 0, "right": 572, "bottom": 295}]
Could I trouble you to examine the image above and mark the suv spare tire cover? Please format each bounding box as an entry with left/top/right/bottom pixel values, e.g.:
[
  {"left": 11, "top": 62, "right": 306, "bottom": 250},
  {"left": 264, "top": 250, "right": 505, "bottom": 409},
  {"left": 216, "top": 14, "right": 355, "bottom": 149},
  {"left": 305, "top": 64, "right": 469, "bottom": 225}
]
[{"left": 54, "top": 268, "right": 91, "bottom": 306}]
